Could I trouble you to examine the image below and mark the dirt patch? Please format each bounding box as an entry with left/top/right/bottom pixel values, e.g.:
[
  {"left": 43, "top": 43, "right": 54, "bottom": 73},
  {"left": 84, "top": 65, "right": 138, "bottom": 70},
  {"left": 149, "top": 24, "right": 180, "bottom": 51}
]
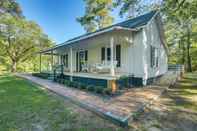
[
  {"left": 132, "top": 104, "right": 197, "bottom": 131},
  {"left": 130, "top": 74, "right": 197, "bottom": 131}
]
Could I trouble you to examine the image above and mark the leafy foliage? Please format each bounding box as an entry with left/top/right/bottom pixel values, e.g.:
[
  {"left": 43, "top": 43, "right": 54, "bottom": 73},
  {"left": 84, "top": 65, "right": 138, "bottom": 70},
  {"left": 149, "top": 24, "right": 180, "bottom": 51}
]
[
  {"left": 114, "top": 0, "right": 197, "bottom": 71},
  {"left": 0, "top": 0, "right": 23, "bottom": 17},
  {"left": 162, "top": 0, "right": 197, "bottom": 71},
  {"left": 77, "top": 0, "right": 114, "bottom": 32},
  {"left": 0, "top": 1, "right": 53, "bottom": 72}
]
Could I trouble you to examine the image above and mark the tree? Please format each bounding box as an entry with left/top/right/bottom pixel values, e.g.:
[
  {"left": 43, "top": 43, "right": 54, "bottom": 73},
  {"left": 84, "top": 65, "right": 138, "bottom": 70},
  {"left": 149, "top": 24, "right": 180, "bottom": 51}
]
[
  {"left": 0, "top": 0, "right": 23, "bottom": 17},
  {"left": 114, "top": 0, "right": 163, "bottom": 18},
  {"left": 114, "top": 0, "right": 197, "bottom": 71},
  {"left": 0, "top": 13, "right": 52, "bottom": 72},
  {"left": 162, "top": 0, "right": 197, "bottom": 72},
  {"left": 77, "top": 0, "right": 114, "bottom": 32}
]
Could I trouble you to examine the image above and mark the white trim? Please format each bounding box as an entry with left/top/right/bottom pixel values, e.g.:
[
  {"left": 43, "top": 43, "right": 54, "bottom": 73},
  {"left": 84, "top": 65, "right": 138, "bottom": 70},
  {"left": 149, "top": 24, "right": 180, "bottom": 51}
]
[
  {"left": 70, "top": 48, "right": 73, "bottom": 74},
  {"left": 110, "top": 36, "right": 115, "bottom": 76},
  {"left": 135, "top": 11, "right": 159, "bottom": 30},
  {"left": 146, "top": 11, "right": 159, "bottom": 27}
]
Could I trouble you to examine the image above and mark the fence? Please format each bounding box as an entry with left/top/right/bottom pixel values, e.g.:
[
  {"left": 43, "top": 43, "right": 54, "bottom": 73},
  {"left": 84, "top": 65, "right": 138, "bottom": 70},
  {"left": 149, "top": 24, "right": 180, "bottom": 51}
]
[{"left": 168, "top": 64, "right": 184, "bottom": 81}]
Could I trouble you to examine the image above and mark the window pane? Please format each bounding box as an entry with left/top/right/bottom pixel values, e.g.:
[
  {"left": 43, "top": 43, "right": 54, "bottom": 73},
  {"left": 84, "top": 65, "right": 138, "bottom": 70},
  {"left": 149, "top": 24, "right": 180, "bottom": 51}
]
[
  {"left": 116, "top": 45, "right": 121, "bottom": 67},
  {"left": 85, "top": 50, "right": 88, "bottom": 61},
  {"left": 101, "top": 47, "right": 105, "bottom": 61},
  {"left": 107, "top": 48, "right": 111, "bottom": 61}
]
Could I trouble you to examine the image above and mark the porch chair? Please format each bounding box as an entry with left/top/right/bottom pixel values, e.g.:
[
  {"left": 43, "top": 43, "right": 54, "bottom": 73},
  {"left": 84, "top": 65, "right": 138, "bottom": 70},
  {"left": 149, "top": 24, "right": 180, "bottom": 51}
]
[
  {"left": 95, "top": 61, "right": 117, "bottom": 73},
  {"left": 81, "top": 63, "right": 89, "bottom": 72}
]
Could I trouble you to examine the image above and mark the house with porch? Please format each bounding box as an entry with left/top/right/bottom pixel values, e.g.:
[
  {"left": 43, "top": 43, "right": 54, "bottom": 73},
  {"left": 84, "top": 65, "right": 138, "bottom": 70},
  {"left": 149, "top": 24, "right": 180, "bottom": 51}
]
[{"left": 38, "top": 10, "right": 168, "bottom": 89}]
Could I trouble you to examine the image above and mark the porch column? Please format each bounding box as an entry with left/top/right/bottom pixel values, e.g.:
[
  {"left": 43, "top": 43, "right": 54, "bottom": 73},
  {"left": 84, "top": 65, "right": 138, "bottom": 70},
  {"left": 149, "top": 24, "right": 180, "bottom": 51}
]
[
  {"left": 51, "top": 50, "right": 53, "bottom": 71},
  {"left": 70, "top": 47, "right": 73, "bottom": 81},
  {"left": 110, "top": 36, "right": 115, "bottom": 76},
  {"left": 39, "top": 53, "right": 42, "bottom": 73}
]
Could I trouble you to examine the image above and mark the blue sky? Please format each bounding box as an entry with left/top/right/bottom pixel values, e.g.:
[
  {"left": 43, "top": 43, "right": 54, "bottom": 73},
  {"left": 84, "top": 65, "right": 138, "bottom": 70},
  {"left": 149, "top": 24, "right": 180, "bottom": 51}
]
[{"left": 17, "top": 0, "right": 122, "bottom": 44}]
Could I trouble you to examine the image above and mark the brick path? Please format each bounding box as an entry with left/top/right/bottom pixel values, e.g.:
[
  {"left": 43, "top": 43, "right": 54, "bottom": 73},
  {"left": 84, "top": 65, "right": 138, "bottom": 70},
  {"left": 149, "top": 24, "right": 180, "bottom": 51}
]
[{"left": 16, "top": 74, "right": 166, "bottom": 125}]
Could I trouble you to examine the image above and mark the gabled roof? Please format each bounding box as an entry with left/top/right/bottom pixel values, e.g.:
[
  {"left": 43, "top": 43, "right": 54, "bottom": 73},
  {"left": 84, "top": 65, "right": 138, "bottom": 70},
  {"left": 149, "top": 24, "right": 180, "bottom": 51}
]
[
  {"left": 41, "top": 10, "right": 158, "bottom": 53},
  {"left": 66, "top": 10, "right": 157, "bottom": 43}
]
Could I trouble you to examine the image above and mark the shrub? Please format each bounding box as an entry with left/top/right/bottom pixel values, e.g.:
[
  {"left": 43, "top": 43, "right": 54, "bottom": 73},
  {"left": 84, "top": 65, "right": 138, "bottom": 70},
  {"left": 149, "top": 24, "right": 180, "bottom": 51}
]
[
  {"left": 79, "top": 83, "right": 86, "bottom": 89},
  {"left": 64, "top": 80, "right": 71, "bottom": 87},
  {"left": 118, "top": 76, "right": 130, "bottom": 89},
  {"left": 87, "top": 85, "right": 95, "bottom": 92},
  {"left": 95, "top": 86, "right": 104, "bottom": 94},
  {"left": 103, "top": 88, "right": 112, "bottom": 95},
  {"left": 72, "top": 82, "right": 79, "bottom": 88},
  {"left": 67, "top": 81, "right": 78, "bottom": 88}
]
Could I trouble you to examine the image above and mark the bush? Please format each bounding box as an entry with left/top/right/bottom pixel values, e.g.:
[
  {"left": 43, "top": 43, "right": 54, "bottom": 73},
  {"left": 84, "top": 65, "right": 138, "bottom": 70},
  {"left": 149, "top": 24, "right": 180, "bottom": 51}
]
[
  {"left": 72, "top": 82, "right": 79, "bottom": 88},
  {"left": 64, "top": 80, "right": 71, "bottom": 87},
  {"left": 87, "top": 85, "right": 95, "bottom": 92},
  {"left": 79, "top": 83, "right": 86, "bottom": 89},
  {"left": 118, "top": 76, "right": 130, "bottom": 89},
  {"left": 95, "top": 86, "right": 104, "bottom": 94},
  {"left": 67, "top": 81, "right": 78, "bottom": 88},
  {"left": 103, "top": 88, "right": 112, "bottom": 95}
]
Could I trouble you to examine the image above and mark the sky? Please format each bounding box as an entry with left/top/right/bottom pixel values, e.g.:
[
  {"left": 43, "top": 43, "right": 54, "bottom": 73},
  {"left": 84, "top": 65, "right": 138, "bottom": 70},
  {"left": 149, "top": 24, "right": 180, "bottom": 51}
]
[{"left": 16, "top": 0, "right": 122, "bottom": 44}]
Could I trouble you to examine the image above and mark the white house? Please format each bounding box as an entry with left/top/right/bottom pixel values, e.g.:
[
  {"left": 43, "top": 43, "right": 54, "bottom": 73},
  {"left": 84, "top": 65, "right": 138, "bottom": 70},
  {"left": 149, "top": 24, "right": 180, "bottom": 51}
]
[{"left": 39, "top": 10, "right": 168, "bottom": 89}]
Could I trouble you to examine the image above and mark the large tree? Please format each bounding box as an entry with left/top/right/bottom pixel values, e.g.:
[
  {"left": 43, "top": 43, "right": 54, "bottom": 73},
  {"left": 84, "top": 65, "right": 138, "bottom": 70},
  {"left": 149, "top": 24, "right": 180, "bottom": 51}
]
[
  {"left": 77, "top": 0, "right": 114, "bottom": 32},
  {"left": 162, "top": 0, "right": 197, "bottom": 72},
  {"left": 0, "top": 0, "right": 23, "bottom": 17},
  {"left": 114, "top": 0, "right": 163, "bottom": 18},
  {"left": 0, "top": 13, "right": 52, "bottom": 72},
  {"left": 114, "top": 0, "right": 197, "bottom": 71}
]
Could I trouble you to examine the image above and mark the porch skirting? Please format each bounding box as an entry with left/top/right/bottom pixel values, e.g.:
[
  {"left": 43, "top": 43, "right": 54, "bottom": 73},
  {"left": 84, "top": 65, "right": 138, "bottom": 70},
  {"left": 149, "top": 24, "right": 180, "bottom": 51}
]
[
  {"left": 64, "top": 75, "right": 108, "bottom": 88},
  {"left": 32, "top": 72, "right": 161, "bottom": 90}
]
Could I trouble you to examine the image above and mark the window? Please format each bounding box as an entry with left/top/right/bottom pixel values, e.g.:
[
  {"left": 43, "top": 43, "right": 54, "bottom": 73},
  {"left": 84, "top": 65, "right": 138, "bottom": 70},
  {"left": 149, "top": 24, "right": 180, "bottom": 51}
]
[
  {"left": 85, "top": 50, "right": 88, "bottom": 61},
  {"left": 107, "top": 48, "right": 111, "bottom": 61},
  {"left": 116, "top": 45, "right": 121, "bottom": 67},
  {"left": 65, "top": 54, "right": 68, "bottom": 68},
  {"left": 150, "top": 46, "right": 159, "bottom": 68},
  {"left": 61, "top": 54, "right": 68, "bottom": 68},
  {"left": 101, "top": 47, "right": 105, "bottom": 61}
]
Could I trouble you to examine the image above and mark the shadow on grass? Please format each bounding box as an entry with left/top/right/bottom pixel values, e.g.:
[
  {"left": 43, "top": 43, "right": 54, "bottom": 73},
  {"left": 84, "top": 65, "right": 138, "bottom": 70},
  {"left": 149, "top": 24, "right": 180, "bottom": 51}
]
[{"left": 133, "top": 105, "right": 197, "bottom": 131}]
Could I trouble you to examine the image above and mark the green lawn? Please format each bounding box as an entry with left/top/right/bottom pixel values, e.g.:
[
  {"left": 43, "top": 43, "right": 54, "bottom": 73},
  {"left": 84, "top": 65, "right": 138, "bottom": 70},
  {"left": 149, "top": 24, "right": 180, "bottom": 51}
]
[
  {"left": 0, "top": 74, "right": 122, "bottom": 131},
  {"left": 168, "top": 73, "right": 197, "bottom": 111},
  {"left": 131, "top": 73, "right": 197, "bottom": 131}
]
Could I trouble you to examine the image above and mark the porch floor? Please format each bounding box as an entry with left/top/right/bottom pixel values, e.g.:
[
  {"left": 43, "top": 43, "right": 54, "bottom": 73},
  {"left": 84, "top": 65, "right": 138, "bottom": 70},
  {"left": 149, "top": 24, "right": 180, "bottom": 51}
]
[
  {"left": 63, "top": 72, "right": 124, "bottom": 80},
  {"left": 16, "top": 73, "right": 167, "bottom": 126}
]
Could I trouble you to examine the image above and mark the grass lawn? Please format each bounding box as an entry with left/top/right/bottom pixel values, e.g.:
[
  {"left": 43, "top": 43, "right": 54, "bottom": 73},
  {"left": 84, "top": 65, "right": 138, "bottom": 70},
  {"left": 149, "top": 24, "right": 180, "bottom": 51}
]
[
  {"left": 131, "top": 72, "right": 197, "bottom": 131},
  {"left": 0, "top": 74, "right": 123, "bottom": 131},
  {"left": 168, "top": 73, "right": 197, "bottom": 111}
]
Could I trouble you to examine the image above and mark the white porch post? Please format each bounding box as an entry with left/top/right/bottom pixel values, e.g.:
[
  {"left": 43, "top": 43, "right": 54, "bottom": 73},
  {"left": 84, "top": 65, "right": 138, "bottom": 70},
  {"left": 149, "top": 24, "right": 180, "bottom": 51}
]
[
  {"left": 110, "top": 36, "right": 115, "bottom": 76},
  {"left": 39, "top": 53, "right": 42, "bottom": 73},
  {"left": 70, "top": 47, "right": 73, "bottom": 81},
  {"left": 51, "top": 50, "right": 53, "bottom": 71}
]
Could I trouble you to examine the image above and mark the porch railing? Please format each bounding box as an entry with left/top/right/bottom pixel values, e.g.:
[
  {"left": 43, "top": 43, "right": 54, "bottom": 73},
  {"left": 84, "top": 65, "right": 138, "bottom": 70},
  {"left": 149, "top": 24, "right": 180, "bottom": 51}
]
[{"left": 53, "top": 65, "right": 64, "bottom": 81}]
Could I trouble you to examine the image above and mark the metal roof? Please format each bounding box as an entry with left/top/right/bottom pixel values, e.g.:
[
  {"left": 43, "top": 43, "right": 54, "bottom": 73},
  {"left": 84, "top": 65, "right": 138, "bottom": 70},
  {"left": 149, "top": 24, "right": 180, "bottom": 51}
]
[{"left": 66, "top": 10, "right": 157, "bottom": 43}]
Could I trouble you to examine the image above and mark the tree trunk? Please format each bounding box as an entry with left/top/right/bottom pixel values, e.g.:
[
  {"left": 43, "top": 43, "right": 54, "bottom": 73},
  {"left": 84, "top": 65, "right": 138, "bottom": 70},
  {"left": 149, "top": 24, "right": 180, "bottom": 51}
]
[
  {"left": 180, "top": 40, "right": 185, "bottom": 64},
  {"left": 186, "top": 26, "right": 192, "bottom": 72},
  {"left": 11, "top": 61, "right": 17, "bottom": 72}
]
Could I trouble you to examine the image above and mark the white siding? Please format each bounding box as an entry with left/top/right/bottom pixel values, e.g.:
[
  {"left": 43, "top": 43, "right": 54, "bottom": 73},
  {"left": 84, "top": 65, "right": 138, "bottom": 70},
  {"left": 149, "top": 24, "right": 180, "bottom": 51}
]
[
  {"left": 141, "top": 18, "right": 168, "bottom": 83},
  {"left": 54, "top": 17, "right": 168, "bottom": 84}
]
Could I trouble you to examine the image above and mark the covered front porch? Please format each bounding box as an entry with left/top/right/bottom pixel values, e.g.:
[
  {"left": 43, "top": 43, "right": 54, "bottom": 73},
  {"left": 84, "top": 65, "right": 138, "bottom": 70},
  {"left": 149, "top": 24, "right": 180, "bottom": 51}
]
[{"left": 38, "top": 28, "right": 135, "bottom": 88}]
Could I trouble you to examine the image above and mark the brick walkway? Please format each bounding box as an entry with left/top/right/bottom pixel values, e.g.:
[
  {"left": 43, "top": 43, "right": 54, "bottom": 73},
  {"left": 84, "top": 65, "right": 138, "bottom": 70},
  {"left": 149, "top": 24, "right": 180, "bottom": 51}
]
[{"left": 16, "top": 74, "right": 167, "bottom": 125}]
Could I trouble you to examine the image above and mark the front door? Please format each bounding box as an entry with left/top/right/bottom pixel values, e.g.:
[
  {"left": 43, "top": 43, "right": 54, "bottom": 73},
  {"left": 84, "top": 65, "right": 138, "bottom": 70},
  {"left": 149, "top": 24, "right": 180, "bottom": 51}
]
[
  {"left": 79, "top": 51, "right": 85, "bottom": 72},
  {"left": 76, "top": 51, "right": 85, "bottom": 72}
]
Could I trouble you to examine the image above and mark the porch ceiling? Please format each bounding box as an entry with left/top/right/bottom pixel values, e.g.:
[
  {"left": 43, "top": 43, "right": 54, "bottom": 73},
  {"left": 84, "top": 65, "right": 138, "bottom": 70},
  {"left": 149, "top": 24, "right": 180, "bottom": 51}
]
[{"left": 40, "top": 28, "right": 135, "bottom": 55}]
